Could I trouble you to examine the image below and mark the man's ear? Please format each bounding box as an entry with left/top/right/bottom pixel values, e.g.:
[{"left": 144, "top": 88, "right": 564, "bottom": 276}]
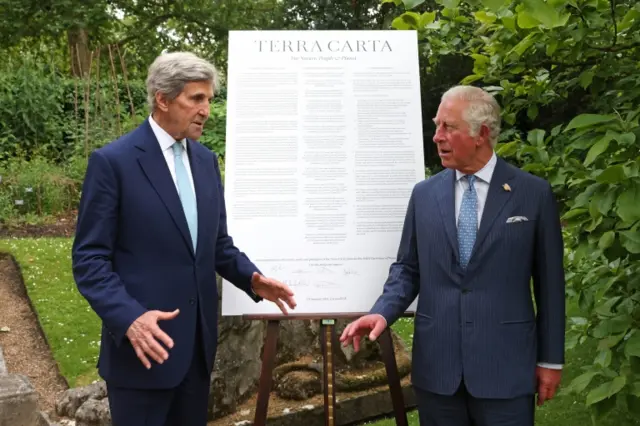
[
  {"left": 476, "top": 124, "right": 491, "bottom": 146},
  {"left": 155, "top": 92, "right": 170, "bottom": 112}
]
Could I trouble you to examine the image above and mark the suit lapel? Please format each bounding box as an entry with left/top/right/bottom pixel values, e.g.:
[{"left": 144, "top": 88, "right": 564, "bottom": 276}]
[
  {"left": 471, "top": 158, "right": 515, "bottom": 260},
  {"left": 186, "top": 139, "right": 212, "bottom": 258},
  {"left": 135, "top": 120, "right": 194, "bottom": 256},
  {"left": 436, "top": 169, "right": 459, "bottom": 261}
]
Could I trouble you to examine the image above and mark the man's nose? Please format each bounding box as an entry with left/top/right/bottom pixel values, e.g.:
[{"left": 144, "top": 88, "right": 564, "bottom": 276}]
[
  {"left": 200, "top": 103, "right": 210, "bottom": 118},
  {"left": 433, "top": 127, "right": 444, "bottom": 144}
]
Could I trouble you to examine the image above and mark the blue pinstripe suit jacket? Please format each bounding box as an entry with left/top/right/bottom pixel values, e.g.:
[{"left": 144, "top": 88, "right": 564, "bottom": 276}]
[{"left": 371, "top": 157, "right": 566, "bottom": 399}]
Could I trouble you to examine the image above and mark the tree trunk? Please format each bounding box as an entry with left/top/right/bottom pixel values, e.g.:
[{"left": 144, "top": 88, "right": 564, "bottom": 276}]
[{"left": 68, "top": 27, "right": 91, "bottom": 77}]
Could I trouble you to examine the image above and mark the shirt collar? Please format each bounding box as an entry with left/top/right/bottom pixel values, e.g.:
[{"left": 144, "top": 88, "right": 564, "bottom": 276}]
[
  {"left": 148, "top": 115, "right": 187, "bottom": 152},
  {"left": 455, "top": 151, "right": 497, "bottom": 184}
]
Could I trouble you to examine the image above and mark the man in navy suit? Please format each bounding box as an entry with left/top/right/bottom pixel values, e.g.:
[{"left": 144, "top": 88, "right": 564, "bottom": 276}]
[
  {"left": 340, "top": 86, "right": 565, "bottom": 425},
  {"left": 72, "top": 51, "right": 296, "bottom": 426}
]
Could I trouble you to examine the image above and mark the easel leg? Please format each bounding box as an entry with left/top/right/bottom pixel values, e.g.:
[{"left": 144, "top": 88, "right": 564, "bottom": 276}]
[
  {"left": 379, "top": 328, "right": 409, "bottom": 426},
  {"left": 254, "top": 320, "right": 280, "bottom": 426},
  {"left": 321, "top": 319, "right": 337, "bottom": 426}
]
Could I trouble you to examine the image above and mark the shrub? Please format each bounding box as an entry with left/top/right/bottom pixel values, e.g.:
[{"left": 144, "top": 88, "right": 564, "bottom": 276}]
[{"left": 0, "top": 155, "right": 84, "bottom": 222}]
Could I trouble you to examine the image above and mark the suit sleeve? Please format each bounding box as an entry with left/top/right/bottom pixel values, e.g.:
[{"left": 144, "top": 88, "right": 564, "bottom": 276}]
[
  {"left": 533, "top": 183, "right": 566, "bottom": 365},
  {"left": 211, "top": 154, "right": 262, "bottom": 302},
  {"left": 369, "top": 186, "right": 420, "bottom": 326},
  {"left": 71, "top": 151, "right": 147, "bottom": 347}
]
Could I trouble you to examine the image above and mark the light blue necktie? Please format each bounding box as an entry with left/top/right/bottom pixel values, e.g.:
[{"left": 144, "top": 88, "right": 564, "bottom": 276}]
[
  {"left": 458, "top": 175, "right": 478, "bottom": 269},
  {"left": 172, "top": 142, "right": 198, "bottom": 251}
]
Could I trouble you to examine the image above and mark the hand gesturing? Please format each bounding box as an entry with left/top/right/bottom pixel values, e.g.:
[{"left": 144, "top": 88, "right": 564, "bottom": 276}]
[
  {"left": 251, "top": 272, "right": 297, "bottom": 315},
  {"left": 126, "top": 309, "right": 179, "bottom": 369},
  {"left": 340, "top": 314, "right": 387, "bottom": 352}
]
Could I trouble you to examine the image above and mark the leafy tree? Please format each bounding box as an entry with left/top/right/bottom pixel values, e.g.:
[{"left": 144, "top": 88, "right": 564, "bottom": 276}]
[
  {"left": 282, "top": 0, "right": 397, "bottom": 29},
  {"left": 0, "top": 0, "right": 286, "bottom": 77},
  {"left": 386, "top": 0, "right": 640, "bottom": 420}
]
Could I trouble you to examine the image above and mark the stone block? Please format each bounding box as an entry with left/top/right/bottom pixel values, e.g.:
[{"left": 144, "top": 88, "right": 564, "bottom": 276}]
[
  {"left": 56, "top": 381, "right": 106, "bottom": 418},
  {"left": 75, "top": 397, "right": 111, "bottom": 426},
  {"left": 0, "top": 373, "right": 38, "bottom": 426},
  {"left": 36, "top": 411, "right": 57, "bottom": 426}
]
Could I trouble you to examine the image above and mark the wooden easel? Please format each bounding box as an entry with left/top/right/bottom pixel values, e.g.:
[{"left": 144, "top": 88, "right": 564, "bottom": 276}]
[{"left": 245, "top": 314, "right": 409, "bottom": 426}]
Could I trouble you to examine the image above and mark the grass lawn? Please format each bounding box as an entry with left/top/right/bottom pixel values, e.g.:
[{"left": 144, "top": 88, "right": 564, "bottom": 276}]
[
  {"left": 1, "top": 237, "right": 638, "bottom": 425},
  {"left": 0, "top": 237, "right": 101, "bottom": 387}
]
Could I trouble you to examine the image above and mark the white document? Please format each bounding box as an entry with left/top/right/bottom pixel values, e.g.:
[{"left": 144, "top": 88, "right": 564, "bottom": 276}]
[{"left": 221, "top": 30, "right": 424, "bottom": 316}]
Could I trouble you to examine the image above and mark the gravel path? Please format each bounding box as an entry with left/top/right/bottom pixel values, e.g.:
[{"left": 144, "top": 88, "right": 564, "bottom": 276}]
[{"left": 0, "top": 253, "right": 68, "bottom": 418}]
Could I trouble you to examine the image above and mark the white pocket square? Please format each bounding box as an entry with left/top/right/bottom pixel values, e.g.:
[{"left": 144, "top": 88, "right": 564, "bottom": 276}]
[{"left": 506, "top": 216, "right": 529, "bottom": 223}]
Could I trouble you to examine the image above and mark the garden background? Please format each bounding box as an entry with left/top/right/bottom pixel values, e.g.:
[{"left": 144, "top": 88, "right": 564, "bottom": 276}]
[{"left": 0, "top": 0, "right": 639, "bottom": 424}]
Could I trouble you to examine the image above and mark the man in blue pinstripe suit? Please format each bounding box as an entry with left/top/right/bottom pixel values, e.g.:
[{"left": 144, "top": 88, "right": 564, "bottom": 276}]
[{"left": 340, "top": 86, "right": 565, "bottom": 425}]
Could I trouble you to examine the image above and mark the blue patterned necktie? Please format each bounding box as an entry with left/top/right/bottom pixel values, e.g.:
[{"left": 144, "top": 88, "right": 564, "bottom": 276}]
[
  {"left": 458, "top": 175, "right": 478, "bottom": 269},
  {"left": 172, "top": 142, "right": 198, "bottom": 251}
]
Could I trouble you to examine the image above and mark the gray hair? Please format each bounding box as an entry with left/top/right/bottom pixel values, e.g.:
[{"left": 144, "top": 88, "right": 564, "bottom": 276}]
[
  {"left": 441, "top": 85, "right": 502, "bottom": 147},
  {"left": 146, "top": 52, "right": 219, "bottom": 112}
]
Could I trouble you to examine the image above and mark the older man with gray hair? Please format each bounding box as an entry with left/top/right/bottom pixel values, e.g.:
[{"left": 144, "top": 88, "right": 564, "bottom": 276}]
[
  {"left": 72, "top": 51, "right": 296, "bottom": 426},
  {"left": 341, "top": 85, "right": 565, "bottom": 425}
]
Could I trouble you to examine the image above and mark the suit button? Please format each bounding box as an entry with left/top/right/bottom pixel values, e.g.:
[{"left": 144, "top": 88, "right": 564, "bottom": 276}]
[
  {"left": 462, "top": 288, "right": 471, "bottom": 294},
  {"left": 189, "top": 298, "right": 196, "bottom": 305}
]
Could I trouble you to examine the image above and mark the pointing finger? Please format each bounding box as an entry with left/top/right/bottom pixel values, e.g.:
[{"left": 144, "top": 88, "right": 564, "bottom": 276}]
[
  {"left": 347, "top": 320, "right": 363, "bottom": 338},
  {"left": 281, "top": 285, "right": 294, "bottom": 296},
  {"left": 354, "top": 335, "right": 361, "bottom": 353},
  {"left": 283, "top": 295, "right": 297, "bottom": 309},
  {"left": 369, "top": 319, "right": 386, "bottom": 341},
  {"left": 275, "top": 299, "right": 288, "bottom": 315},
  {"left": 340, "top": 324, "right": 351, "bottom": 342}
]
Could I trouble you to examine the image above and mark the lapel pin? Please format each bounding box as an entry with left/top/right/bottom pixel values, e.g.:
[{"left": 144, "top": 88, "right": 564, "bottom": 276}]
[{"left": 503, "top": 183, "right": 511, "bottom": 192}]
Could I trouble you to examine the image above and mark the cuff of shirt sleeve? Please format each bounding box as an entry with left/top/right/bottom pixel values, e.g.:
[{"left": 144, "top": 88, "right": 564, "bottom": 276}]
[
  {"left": 249, "top": 286, "right": 263, "bottom": 303},
  {"left": 537, "top": 362, "right": 563, "bottom": 369}
]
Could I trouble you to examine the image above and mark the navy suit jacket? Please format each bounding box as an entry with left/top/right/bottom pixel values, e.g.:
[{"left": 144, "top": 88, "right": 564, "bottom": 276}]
[
  {"left": 72, "top": 119, "right": 260, "bottom": 389},
  {"left": 371, "top": 157, "right": 565, "bottom": 399}
]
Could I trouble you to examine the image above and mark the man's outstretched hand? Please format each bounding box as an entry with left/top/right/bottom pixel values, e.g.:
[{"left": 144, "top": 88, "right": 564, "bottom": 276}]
[
  {"left": 339, "top": 314, "right": 387, "bottom": 352},
  {"left": 251, "top": 272, "right": 297, "bottom": 315},
  {"left": 126, "top": 309, "right": 179, "bottom": 369}
]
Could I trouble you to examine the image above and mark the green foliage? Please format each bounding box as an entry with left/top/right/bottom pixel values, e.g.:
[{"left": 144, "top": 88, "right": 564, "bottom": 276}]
[
  {"left": 0, "top": 53, "right": 149, "bottom": 162},
  {"left": 0, "top": 0, "right": 290, "bottom": 78},
  {"left": 0, "top": 0, "right": 112, "bottom": 45},
  {"left": 555, "top": 111, "right": 640, "bottom": 419},
  {"left": 387, "top": 0, "right": 640, "bottom": 420},
  {"left": 0, "top": 54, "right": 230, "bottom": 223},
  {"left": 0, "top": 155, "right": 83, "bottom": 223},
  {"left": 199, "top": 100, "right": 228, "bottom": 158},
  {"left": 0, "top": 54, "right": 67, "bottom": 161},
  {"left": 283, "top": 0, "right": 395, "bottom": 30}
]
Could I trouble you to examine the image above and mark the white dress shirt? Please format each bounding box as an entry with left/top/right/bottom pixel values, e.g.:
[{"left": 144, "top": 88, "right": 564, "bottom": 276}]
[{"left": 148, "top": 116, "right": 196, "bottom": 198}]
